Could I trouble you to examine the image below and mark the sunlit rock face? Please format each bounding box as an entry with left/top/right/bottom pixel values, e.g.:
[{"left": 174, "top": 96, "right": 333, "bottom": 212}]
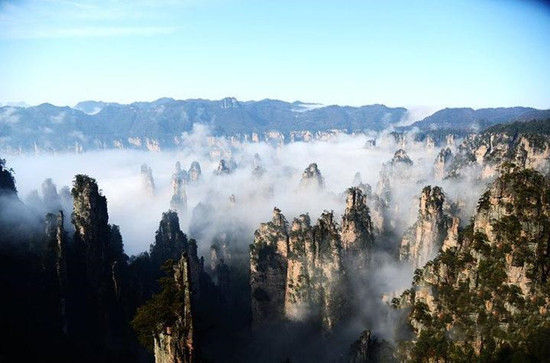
[
  {"left": 153, "top": 254, "right": 195, "bottom": 363},
  {"left": 251, "top": 200, "right": 371, "bottom": 332},
  {"left": 399, "top": 185, "right": 458, "bottom": 269},
  {"left": 433, "top": 147, "right": 453, "bottom": 180},
  {"left": 446, "top": 133, "right": 550, "bottom": 180},
  {"left": 170, "top": 163, "right": 188, "bottom": 224},
  {"left": 140, "top": 163, "right": 156, "bottom": 196},
  {"left": 341, "top": 187, "right": 374, "bottom": 270},
  {"left": 311, "top": 211, "right": 346, "bottom": 332},
  {"left": 284, "top": 214, "right": 315, "bottom": 321},
  {"left": 249, "top": 208, "right": 289, "bottom": 326},
  {"left": 299, "top": 163, "right": 325, "bottom": 190},
  {"left": 394, "top": 168, "right": 550, "bottom": 361}
]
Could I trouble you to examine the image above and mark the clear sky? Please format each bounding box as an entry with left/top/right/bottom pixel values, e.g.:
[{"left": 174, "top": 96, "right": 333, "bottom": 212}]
[{"left": 1, "top": 0, "right": 549, "bottom": 109}]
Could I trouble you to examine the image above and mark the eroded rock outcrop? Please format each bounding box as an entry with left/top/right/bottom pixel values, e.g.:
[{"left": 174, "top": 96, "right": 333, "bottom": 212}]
[
  {"left": 170, "top": 164, "right": 188, "bottom": 221},
  {"left": 394, "top": 168, "right": 550, "bottom": 361},
  {"left": 341, "top": 188, "right": 374, "bottom": 269},
  {"left": 153, "top": 254, "right": 195, "bottom": 363},
  {"left": 71, "top": 174, "right": 127, "bottom": 342},
  {"left": 299, "top": 163, "right": 325, "bottom": 190},
  {"left": 250, "top": 208, "right": 289, "bottom": 325},
  {"left": 433, "top": 147, "right": 453, "bottom": 180},
  {"left": 399, "top": 186, "right": 458, "bottom": 269},
  {"left": 252, "top": 204, "right": 359, "bottom": 331}
]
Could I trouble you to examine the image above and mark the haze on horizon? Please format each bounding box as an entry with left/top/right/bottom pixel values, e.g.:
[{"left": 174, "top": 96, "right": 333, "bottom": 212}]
[{"left": 1, "top": 0, "right": 549, "bottom": 109}]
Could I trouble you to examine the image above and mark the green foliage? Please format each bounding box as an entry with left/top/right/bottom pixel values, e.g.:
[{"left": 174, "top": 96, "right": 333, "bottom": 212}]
[
  {"left": 0, "top": 157, "right": 17, "bottom": 192},
  {"left": 484, "top": 118, "right": 550, "bottom": 137},
  {"left": 131, "top": 260, "right": 184, "bottom": 351}
]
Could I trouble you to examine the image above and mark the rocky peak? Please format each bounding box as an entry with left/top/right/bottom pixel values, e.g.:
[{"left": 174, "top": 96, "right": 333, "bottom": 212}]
[
  {"left": 341, "top": 188, "right": 374, "bottom": 269},
  {"left": 153, "top": 254, "right": 195, "bottom": 363},
  {"left": 214, "top": 159, "right": 232, "bottom": 175},
  {"left": 399, "top": 185, "right": 458, "bottom": 269},
  {"left": 250, "top": 208, "right": 289, "bottom": 325},
  {"left": 140, "top": 163, "right": 155, "bottom": 196},
  {"left": 433, "top": 147, "right": 453, "bottom": 180},
  {"left": 299, "top": 163, "right": 325, "bottom": 189},
  {"left": 150, "top": 211, "right": 188, "bottom": 267},
  {"left": 188, "top": 161, "right": 202, "bottom": 182},
  {"left": 312, "top": 211, "right": 346, "bottom": 331},
  {"left": 394, "top": 168, "right": 550, "bottom": 361},
  {"left": 170, "top": 166, "right": 188, "bottom": 220},
  {"left": 71, "top": 174, "right": 110, "bottom": 286},
  {"left": 285, "top": 214, "right": 315, "bottom": 321},
  {"left": 390, "top": 149, "right": 413, "bottom": 166}
]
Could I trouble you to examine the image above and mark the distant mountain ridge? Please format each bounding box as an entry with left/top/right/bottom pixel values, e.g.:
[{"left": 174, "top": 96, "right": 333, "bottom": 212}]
[
  {"left": 0, "top": 97, "right": 548, "bottom": 152},
  {"left": 406, "top": 107, "right": 550, "bottom": 131}
]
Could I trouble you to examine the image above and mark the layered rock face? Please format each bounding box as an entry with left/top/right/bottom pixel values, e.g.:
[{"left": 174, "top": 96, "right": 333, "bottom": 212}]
[
  {"left": 252, "top": 188, "right": 374, "bottom": 331},
  {"left": 170, "top": 163, "right": 188, "bottom": 220},
  {"left": 299, "top": 163, "right": 325, "bottom": 190},
  {"left": 311, "top": 212, "right": 346, "bottom": 331},
  {"left": 399, "top": 186, "right": 459, "bottom": 269},
  {"left": 433, "top": 147, "right": 453, "bottom": 180},
  {"left": 394, "top": 168, "right": 550, "bottom": 361},
  {"left": 249, "top": 208, "right": 289, "bottom": 325},
  {"left": 72, "top": 174, "right": 113, "bottom": 289},
  {"left": 447, "top": 133, "right": 550, "bottom": 179},
  {"left": 70, "top": 175, "right": 127, "bottom": 340},
  {"left": 154, "top": 254, "right": 195, "bottom": 363},
  {"left": 285, "top": 214, "right": 315, "bottom": 321},
  {"left": 352, "top": 173, "right": 385, "bottom": 237},
  {"left": 341, "top": 188, "right": 374, "bottom": 269}
]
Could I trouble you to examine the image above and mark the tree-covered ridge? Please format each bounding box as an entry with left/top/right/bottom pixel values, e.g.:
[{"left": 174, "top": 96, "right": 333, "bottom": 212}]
[
  {"left": 484, "top": 118, "right": 550, "bottom": 136},
  {"left": 394, "top": 168, "right": 550, "bottom": 362}
]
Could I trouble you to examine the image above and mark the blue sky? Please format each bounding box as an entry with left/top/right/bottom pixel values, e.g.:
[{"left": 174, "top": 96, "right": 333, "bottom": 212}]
[{"left": 1, "top": 0, "right": 549, "bottom": 109}]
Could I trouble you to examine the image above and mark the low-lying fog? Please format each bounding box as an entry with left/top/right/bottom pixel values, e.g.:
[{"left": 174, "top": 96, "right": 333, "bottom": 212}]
[{"left": 6, "top": 125, "right": 485, "bottom": 270}]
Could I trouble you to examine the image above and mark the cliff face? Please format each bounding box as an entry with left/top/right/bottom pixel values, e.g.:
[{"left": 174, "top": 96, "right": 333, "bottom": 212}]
[
  {"left": 299, "top": 163, "right": 325, "bottom": 190},
  {"left": 252, "top": 188, "right": 375, "bottom": 332},
  {"left": 70, "top": 174, "right": 127, "bottom": 342},
  {"left": 312, "top": 211, "right": 346, "bottom": 331},
  {"left": 341, "top": 188, "right": 374, "bottom": 270},
  {"left": 250, "top": 208, "right": 289, "bottom": 325},
  {"left": 71, "top": 174, "right": 112, "bottom": 289},
  {"left": 447, "top": 133, "right": 550, "bottom": 179},
  {"left": 170, "top": 164, "right": 188, "bottom": 222},
  {"left": 285, "top": 214, "right": 315, "bottom": 321},
  {"left": 394, "top": 168, "right": 550, "bottom": 362},
  {"left": 433, "top": 147, "right": 453, "bottom": 180},
  {"left": 154, "top": 254, "right": 195, "bottom": 363},
  {"left": 399, "top": 186, "right": 459, "bottom": 269}
]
